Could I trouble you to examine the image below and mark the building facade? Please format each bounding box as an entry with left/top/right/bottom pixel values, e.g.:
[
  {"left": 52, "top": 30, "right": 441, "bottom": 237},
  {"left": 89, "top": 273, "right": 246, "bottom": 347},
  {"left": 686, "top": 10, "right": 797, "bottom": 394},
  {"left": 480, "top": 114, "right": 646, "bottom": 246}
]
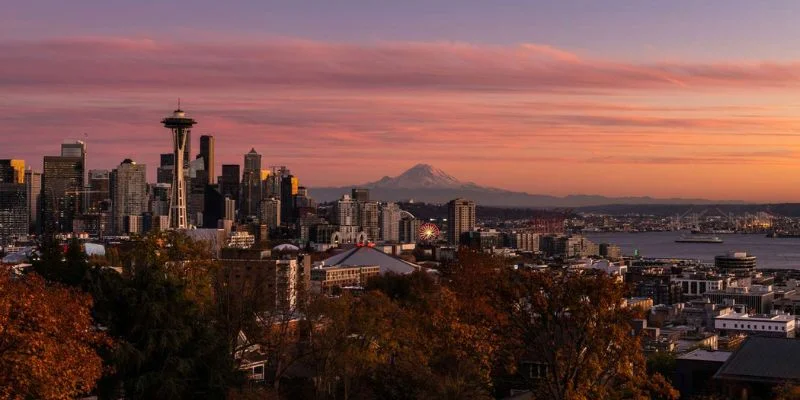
[
  {"left": 447, "top": 198, "right": 476, "bottom": 246},
  {"left": 111, "top": 160, "right": 148, "bottom": 235}
]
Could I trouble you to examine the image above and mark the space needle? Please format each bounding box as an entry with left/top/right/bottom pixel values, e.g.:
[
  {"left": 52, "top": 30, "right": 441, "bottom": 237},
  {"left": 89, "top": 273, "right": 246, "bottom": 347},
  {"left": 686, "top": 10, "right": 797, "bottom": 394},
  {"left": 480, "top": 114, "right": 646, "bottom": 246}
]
[{"left": 161, "top": 106, "right": 196, "bottom": 230}]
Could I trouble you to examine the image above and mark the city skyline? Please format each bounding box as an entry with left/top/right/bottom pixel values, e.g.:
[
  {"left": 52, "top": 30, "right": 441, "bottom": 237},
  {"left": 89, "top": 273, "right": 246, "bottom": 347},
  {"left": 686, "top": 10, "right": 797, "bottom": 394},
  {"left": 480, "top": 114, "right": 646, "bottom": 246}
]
[{"left": 5, "top": 2, "right": 800, "bottom": 201}]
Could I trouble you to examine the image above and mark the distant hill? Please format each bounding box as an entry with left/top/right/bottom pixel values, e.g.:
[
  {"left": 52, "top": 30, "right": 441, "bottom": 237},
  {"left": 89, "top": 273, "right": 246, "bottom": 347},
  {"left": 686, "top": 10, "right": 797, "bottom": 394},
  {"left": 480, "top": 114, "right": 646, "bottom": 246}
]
[{"left": 308, "top": 164, "right": 742, "bottom": 208}]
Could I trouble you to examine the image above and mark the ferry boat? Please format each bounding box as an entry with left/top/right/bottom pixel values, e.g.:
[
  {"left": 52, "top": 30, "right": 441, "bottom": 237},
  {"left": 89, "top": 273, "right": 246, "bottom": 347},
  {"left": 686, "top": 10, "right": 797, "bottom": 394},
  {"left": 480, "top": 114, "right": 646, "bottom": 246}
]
[{"left": 675, "top": 235, "right": 723, "bottom": 243}]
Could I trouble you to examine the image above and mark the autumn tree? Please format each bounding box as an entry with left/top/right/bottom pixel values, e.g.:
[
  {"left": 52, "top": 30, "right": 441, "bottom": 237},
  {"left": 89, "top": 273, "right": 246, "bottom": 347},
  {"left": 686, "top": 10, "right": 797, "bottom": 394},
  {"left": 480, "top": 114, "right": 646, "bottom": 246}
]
[
  {"left": 501, "top": 270, "right": 678, "bottom": 400},
  {"left": 0, "top": 273, "right": 109, "bottom": 400}
]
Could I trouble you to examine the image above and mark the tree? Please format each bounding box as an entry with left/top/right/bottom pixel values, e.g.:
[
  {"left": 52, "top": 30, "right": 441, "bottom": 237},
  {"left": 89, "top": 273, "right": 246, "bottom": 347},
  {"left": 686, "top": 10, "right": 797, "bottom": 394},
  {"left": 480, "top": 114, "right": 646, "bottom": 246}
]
[
  {"left": 33, "top": 236, "right": 89, "bottom": 287},
  {"left": 501, "top": 271, "right": 678, "bottom": 400},
  {"left": 0, "top": 273, "right": 109, "bottom": 400},
  {"left": 89, "top": 232, "right": 242, "bottom": 400}
]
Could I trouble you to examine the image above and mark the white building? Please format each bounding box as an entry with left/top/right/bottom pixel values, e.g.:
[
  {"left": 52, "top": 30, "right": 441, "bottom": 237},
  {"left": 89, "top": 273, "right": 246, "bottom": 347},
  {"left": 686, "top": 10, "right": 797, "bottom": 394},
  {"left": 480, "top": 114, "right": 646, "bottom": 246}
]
[
  {"left": 673, "top": 275, "right": 730, "bottom": 296},
  {"left": 714, "top": 310, "right": 796, "bottom": 338}
]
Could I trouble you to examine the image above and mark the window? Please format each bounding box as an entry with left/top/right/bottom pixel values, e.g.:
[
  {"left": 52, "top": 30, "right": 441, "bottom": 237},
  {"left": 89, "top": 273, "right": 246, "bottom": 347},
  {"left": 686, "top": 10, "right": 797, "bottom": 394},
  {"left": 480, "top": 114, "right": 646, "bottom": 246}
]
[{"left": 723, "top": 323, "right": 726, "bottom": 327}]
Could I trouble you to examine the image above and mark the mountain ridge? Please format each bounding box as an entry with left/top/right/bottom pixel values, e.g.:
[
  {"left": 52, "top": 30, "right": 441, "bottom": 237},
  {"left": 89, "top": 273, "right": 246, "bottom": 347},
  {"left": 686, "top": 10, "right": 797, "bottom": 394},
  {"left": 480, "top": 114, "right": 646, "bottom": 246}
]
[{"left": 308, "top": 164, "right": 744, "bottom": 207}]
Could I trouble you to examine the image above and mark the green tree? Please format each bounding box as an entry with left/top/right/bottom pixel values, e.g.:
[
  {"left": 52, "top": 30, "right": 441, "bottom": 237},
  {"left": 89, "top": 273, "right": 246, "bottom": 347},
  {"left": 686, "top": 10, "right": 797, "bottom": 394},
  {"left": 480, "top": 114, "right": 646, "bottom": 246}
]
[
  {"left": 33, "top": 236, "right": 89, "bottom": 287},
  {"left": 88, "top": 232, "right": 241, "bottom": 400}
]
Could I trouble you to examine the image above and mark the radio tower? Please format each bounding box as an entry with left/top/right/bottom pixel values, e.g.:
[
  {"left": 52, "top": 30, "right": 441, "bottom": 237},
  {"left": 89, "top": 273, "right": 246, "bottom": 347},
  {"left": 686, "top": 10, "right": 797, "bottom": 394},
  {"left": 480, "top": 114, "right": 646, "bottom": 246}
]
[{"left": 161, "top": 106, "right": 196, "bottom": 230}]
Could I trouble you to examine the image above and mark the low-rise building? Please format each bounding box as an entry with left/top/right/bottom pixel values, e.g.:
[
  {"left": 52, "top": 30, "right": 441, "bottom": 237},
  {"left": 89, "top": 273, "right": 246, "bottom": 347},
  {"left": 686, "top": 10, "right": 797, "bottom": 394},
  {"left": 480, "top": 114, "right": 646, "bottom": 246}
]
[
  {"left": 714, "top": 310, "right": 796, "bottom": 338},
  {"left": 310, "top": 265, "right": 380, "bottom": 294},
  {"left": 704, "top": 285, "right": 775, "bottom": 314}
]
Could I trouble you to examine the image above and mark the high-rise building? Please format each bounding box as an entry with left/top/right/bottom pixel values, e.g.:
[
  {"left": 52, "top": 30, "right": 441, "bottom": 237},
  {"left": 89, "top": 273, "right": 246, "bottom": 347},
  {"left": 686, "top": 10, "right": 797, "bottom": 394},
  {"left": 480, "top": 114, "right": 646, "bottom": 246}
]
[
  {"left": 447, "top": 198, "right": 476, "bottom": 246},
  {"left": 244, "top": 148, "right": 262, "bottom": 172},
  {"left": 0, "top": 181, "right": 27, "bottom": 242},
  {"left": 224, "top": 197, "right": 236, "bottom": 222},
  {"left": 161, "top": 109, "right": 196, "bottom": 229},
  {"left": 219, "top": 164, "right": 240, "bottom": 203},
  {"left": 183, "top": 131, "right": 192, "bottom": 170},
  {"left": 202, "top": 185, "right": 224, "bottom": 229},
  {"left": 86, "top": 169, "right": 112, "bottom": 236},
  {"left": 351, "top": 188, "right": 369, "bottom": 203},
  {"left": 335, "top": 194, "right": 357, "bottom": 226},
  {"left": 380, "top": 202, "right": 401, "bottom": 242},
  {"left": 399, "top": 217, "right": 422, "bottom": 244},
  {"left": 280, "top": 175, "right": 298, "bottom": 226},
  {"left": 61, "top": 141, "right": 86, "bottom": 159},
  {"left": 199, "top": 135, "right": 215, "bottom": 184},
  {"left": 157, "top": 153, "right": 174, "bottom": 184},
  {"left": 360, "top": 201, "right": 380, "bottom": 241},
  {"left": 0, "top": 160, "right": 25, "bottom": 184},
  {"left": 187, "top": 157, "right": 206, "bottom": 227},
  {"left": 241, "top": 148, "right": 262, "bottom": 220},
  {"left": 87, "top": 170, "right": 111, "bottom": 213},
  {"left": 111, "top": 159, "right": 147, "bottom": 234},
  {"left": 24, "top": 170, "right": 42, "bottom": 233},
  {"left": 260, "top": 197, "right": 281, "bottom": 230},
  {"left": 0, "top": 160, "right": 27, "bottom": 240},
  {"left": 42, "top": 155, "right": 84, "bottom": 232}
]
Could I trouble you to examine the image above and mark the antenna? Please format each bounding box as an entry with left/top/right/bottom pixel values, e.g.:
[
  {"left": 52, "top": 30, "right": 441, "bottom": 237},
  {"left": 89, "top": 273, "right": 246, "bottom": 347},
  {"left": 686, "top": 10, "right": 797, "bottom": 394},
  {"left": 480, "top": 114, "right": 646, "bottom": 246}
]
[{"left": 177, "top": 98, "right": 181, "bottom": 110}]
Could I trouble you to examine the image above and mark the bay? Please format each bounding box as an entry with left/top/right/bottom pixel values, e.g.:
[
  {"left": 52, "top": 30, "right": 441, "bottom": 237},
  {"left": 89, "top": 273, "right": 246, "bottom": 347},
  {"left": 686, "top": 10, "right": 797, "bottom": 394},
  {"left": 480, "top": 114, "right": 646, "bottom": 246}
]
[{"left": 583, "top": 231, "right": 800, "bottom": 269}]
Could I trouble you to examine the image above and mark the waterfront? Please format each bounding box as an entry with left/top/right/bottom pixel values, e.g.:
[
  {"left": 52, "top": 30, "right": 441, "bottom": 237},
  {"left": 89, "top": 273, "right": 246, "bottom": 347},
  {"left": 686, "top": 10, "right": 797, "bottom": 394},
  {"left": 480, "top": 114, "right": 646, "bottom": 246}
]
[{"left": 584, "top": 231, "right": 800, "bottom": 269}]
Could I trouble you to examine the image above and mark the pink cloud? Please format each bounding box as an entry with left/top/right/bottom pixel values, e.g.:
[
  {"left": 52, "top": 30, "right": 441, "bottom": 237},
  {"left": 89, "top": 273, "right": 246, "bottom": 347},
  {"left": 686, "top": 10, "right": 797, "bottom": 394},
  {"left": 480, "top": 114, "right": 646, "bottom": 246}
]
[
  {"left": 5, "top": 37, "right": 800, "bottom": 200},
  {"left": 3, "top": 37, "right": 800, "bottom": 93}
]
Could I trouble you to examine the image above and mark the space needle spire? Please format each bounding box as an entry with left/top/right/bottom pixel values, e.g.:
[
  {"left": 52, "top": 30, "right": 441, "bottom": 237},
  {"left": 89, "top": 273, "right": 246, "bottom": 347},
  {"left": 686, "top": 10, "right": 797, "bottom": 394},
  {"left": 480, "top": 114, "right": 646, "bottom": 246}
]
[{"left": 161, "top": 106, "right": 196, "bottom": 230}]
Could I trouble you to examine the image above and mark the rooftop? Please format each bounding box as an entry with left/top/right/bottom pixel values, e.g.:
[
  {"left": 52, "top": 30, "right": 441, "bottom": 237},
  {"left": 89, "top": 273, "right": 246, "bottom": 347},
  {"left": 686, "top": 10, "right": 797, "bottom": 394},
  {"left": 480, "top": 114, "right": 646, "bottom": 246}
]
[
  {"left": 716, "top": 312, "right": 794, "bottom": 322},
  {"left": 320, "top": 246, "right": 419, "bottom": 275},
  {"left": 715, "top": 337, "right": 800, "bottom": 383},
  {"left": 677, "top": 348, "right": 732, "bottom": 363}
]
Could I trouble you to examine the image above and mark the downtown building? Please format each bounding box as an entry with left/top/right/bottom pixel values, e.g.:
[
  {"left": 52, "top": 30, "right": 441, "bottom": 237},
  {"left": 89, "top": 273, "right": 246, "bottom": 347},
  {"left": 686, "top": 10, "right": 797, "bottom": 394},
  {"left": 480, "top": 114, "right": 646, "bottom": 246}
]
[
  {"left": 447, "top": 198, "right": 476, "bottom": 246},
  {"left": 240, "top": 149, "right": 262, "bottom": 222},
  {"left": 111, "top": 159, "right": 147, "bottom": 235},
  {"left": 0, "top": 159, "right": 27, "bottom": 241},
  {"left": 42, "top": 141, "right": 86, "bottom": 232}
]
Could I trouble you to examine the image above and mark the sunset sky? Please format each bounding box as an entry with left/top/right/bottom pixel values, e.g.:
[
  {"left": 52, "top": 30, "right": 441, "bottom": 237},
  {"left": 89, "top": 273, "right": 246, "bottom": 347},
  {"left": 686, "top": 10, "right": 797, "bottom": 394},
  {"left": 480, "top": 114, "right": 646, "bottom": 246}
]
[{"left": 4, "top": 1, "right": 800, "bottom": 202}]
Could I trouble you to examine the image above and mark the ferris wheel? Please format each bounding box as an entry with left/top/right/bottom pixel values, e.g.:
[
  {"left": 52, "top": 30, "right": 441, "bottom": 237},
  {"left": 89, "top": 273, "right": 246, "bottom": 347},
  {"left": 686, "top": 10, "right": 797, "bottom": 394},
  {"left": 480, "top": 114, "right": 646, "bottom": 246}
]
[{"left": 417, "top": 223, "right": 440, "bottom": 242}]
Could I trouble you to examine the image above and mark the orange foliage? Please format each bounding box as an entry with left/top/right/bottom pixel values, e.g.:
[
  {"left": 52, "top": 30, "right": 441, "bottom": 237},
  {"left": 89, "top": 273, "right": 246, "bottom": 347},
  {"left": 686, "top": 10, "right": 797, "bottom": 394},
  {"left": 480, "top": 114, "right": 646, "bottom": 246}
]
[{"left": 0, "top": 273, "right": 110, "bottom": 400}]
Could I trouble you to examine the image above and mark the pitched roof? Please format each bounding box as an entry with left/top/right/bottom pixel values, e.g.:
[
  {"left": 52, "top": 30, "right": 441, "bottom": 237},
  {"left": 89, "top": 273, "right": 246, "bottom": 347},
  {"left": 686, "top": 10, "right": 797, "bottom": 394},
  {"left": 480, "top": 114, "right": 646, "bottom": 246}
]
[
  {"left": 715, "top": 336, "right": 800, "bottom": 383},
  {"left": 321, "top": 246, "right": 419, "bottom": 275}
]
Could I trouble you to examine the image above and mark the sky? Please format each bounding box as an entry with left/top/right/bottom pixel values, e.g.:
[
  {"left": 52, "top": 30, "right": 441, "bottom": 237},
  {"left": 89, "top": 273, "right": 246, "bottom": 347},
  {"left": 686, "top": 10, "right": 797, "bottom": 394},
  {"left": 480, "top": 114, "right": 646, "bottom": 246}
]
[{"left": 4, "top": 1, "right": 800, "bottom": 202}]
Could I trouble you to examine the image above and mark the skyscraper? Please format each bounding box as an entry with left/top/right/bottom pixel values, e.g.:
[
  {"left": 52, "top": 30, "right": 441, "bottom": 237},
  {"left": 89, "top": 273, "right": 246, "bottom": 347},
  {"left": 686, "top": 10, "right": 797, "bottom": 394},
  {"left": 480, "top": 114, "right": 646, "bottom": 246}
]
[
  {"left": 280, "top": 175, "right": 298, "bottom": 226},
  {"left": 447, "top": 198, "right": 476, "bottom": 246},
  {"left": 0, "top": 180, "right": 27, "bottom": 242},
  {"left": 219, "top": 164, "right": 240, "bottom": 203},
  {"left": 380, "top": 202, "right": 401, "bottom": 242},
  {"left": 241, "top": 148, "right": 262, "bottom": 220},
  {"left": 42, "top": 155, "right": 84, "bottom": 232},
  {"left": 24, "top": 169, "right": 42, "bottom": 233},
  {"left": 0, "top": 159, "right": 25, "bottom": 184},
  {"left": 260, "top": 197, "right": 281, "bottom": 230},
  {"left": 157, "top": 153, "right": 175, "bottom": 184},
  {"left": 199, "top": 135, "right": 215, "bottom": 184},
  {"left": 111, "top": 159, "right": 147, "bottom": 234},
  {"left": 87, "top": 169, "right": 112, "bottom": 236},
  {"left": 161, "top": 108, "right": 196, "bottom": 229},
  {"left": 360, "top": 201, "right": 380, "bottom": 241},
  {"left": 335, "top": 194, "right": 357, "bottom": 226},
  {"left": 351, "top": 188, "right": 369, "bottom": 203}
]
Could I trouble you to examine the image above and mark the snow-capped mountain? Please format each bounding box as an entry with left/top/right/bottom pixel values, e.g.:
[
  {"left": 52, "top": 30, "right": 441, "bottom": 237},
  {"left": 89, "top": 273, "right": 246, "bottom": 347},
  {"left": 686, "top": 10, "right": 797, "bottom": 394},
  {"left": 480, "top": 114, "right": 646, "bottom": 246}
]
[
  {"left": 365, "top": 163, "right": 468, "bottom": 189},
  {"left": 309, "top": 164, "right": 734, "bottom": 207}
]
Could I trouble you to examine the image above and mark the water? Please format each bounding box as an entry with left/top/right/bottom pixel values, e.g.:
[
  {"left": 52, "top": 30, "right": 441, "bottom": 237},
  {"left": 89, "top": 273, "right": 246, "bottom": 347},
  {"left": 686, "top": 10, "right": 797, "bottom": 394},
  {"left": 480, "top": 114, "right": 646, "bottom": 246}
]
[{"left": 584, "top": 231, "right": 800, "bottom": 269}]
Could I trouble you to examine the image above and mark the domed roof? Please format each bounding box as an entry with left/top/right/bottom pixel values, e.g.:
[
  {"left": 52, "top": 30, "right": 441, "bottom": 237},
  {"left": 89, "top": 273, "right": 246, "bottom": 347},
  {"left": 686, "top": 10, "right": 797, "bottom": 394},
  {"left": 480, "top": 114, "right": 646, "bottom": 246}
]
[{"left": 273, "top": 243, "right": 300, "bottom": 252}]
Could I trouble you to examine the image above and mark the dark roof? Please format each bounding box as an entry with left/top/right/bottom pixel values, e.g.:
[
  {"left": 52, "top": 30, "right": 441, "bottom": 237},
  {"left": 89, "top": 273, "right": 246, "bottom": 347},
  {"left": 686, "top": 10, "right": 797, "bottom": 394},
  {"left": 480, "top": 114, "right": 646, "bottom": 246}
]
[
  {"left": 715, "top": 336, "right": 800, "bottom": 383},
  {"left": 322, "top": 246, "right": 419, "bottom": 275}
]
